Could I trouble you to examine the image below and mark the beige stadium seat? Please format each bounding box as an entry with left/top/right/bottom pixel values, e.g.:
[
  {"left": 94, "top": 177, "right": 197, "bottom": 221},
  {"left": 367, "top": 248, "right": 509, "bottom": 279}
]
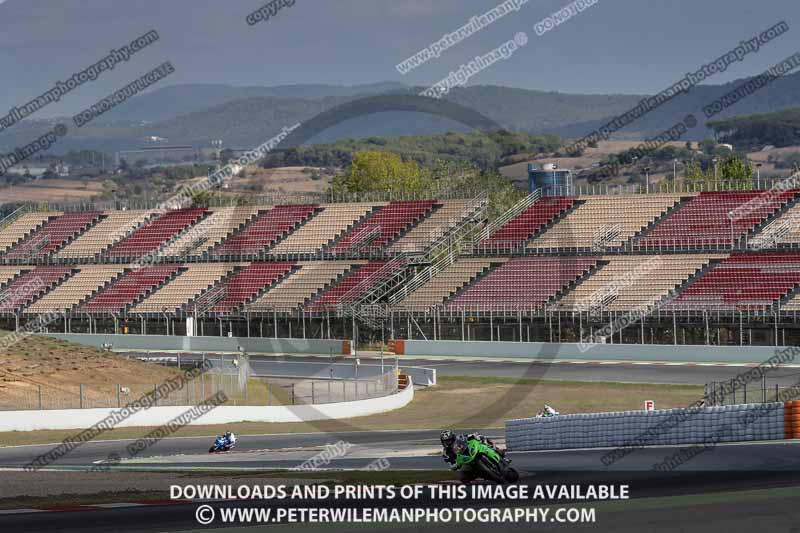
[
  {"left": 554, "top": 254, "right": 727, "bottom": 312},
  {"left": 398, "top": 258, "right": 505, "bottom": 311},
  {"left": 0, "top": 266, "right": 25, "bottom": 287},
  {"left": 528, "top": 194, "right": 683, "bottom": 251},
  {"left": 750, "top": 204, "right": 800, "bottom": 248},
  {"left": 57, "top": 210, "right": 154, "bottom": 259},
  {"left": 249, "top": 261, "right": 364, "bottom": 311},
  {"left": 24, "top": 265, "right": 126, "bottom": 313},
  {"left": 269, "top": 203, "right": 380, "bottom": 255},
  {"left": 0, "top": 212, "right": 59, "bottom": 253},
  {"left": 390, "top": 200, "right": 479, "bottom": 253},
  {"left": 131, "top": 263, "right": 240, "bottom": 314},
  {"left": 783, "top": 292, "right": 800, "bottom": 311},
  {"left": 161, "top": 207, "right": 264, "bottom": 258}
]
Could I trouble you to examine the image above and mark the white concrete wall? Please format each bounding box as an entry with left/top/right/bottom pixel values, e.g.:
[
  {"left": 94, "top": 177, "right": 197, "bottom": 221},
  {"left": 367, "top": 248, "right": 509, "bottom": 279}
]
[
  {"left": 403, "top": 339, "right": 795, "bottom": 364},
  {"left": 0, "top": 380, "right": 414, "bottom": 432}
]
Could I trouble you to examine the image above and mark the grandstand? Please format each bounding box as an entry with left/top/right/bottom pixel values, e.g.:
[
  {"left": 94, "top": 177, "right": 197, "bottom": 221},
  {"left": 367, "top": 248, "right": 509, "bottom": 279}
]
[{"left": 1, "top": 190, "right": 799, "bottom": 347}]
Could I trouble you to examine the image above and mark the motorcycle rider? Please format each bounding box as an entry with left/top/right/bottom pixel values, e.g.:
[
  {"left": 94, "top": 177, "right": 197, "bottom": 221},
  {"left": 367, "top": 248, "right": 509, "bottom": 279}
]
[
  {"left": 441, "top": 431, "right": 477, "bottom": 483},
  {"left": 538, "top": 404, "right": 559, "bottom": 417},
  {"left": 441, "top": 430, "right": 505, "bottom": 482},
  {"left": 224, "top": 431, "right": 237, "bottom": 448}
]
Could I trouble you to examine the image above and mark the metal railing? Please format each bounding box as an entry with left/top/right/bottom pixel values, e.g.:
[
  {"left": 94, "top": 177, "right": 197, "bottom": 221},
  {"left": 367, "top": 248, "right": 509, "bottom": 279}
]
[
  {"left": 1, "top": 367, "right": 399, "bottom": 411},
  {"left": 705, "top": 377, "right": 796, "bottom": 406},
  {"left": 389, "top": 193, "right": 488, "bottom": 306},
  {"left": 480, "top": 189, "right": 541, "bottom": 242}
]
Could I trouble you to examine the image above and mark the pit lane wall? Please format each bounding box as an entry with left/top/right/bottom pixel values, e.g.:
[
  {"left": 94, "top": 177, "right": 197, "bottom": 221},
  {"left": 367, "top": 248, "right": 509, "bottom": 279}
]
[
  {"left": 396, "top": 339, "right": 792, "bottom": 364},
  {"left": 0, "top": 378, "right": 414, "bottom": 432},
  {"left": 40, "top": 333, "right": 346, "bottom": 356},
  {"left": 505, "top": 401, "right": 800, "bottom": 452}
]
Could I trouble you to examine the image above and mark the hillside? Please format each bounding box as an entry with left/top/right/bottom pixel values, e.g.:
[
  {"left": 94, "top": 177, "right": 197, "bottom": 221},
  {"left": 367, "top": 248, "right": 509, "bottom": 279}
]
[
  {"left": 708, "top": 108, "right": 800, "bottom": 149},
  {"left": 0, "top": 332, "right": 182, "bottom": 411},
  {"left": 5, "top": 71, "right": 800, "bottom": 154}
]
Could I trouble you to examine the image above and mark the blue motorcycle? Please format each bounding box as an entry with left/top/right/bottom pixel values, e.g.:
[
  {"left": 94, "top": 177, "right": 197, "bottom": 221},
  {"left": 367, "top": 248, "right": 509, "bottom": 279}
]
[{"left": 209, "top": 435, "right": 235, "bottom": 453}]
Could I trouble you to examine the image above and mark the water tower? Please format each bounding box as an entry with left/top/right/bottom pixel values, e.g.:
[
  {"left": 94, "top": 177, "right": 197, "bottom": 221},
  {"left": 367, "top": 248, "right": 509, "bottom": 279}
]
[{"left": 528, "top": 163, "right": 573, "bottom": 195}]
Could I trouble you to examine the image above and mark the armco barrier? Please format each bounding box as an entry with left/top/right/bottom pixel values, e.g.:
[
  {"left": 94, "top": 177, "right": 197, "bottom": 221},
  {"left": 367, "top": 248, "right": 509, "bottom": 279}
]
[
  {"left": 399, "top": 339, "right": 794, "bottom": 364},
  {"left": 506, "top": 402, "right": 786, "bottom": 452},
  {"left": 0, "top": 378, "right": 414, "bottom": 432},
  {"left": 41, "top": 333, "right": 344, "bottom": 356}
]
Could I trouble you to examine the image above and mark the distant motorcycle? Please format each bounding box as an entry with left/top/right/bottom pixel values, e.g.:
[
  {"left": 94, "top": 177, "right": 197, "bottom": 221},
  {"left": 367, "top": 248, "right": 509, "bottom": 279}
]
[
  {"left": 209, "top": 435, "right": 235, "bottom": 453},
  {"left": 537, "top": 404, "right": 559, "bottom": 418}
]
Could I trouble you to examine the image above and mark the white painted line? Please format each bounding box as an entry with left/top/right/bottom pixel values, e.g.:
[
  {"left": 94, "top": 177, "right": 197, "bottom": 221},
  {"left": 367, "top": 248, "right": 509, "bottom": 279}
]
[
  {"left": 92, "top": 503, "right": 146, "bottom": 509},
  {"left": 0, "top": 509, "right": 46, "bottom": 515}
]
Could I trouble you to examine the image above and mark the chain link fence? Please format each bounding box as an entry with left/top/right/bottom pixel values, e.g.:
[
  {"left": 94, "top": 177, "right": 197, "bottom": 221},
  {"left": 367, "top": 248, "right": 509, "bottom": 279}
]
[{"left": 2, "top": 370, "right": 399, "bottom": 411}]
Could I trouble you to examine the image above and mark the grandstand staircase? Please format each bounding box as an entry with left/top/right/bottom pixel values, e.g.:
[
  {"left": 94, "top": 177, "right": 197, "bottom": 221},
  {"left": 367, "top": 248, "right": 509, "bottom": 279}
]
[
  {"left": 204, "top": 208, "right": 270, "bottom": 257},
  {"left": 779, "top": 284, "right": 800, "bottom": 311},
  {"left": 340, "top": 225, "right": 382, "bottom": 256},
  {"left": 629, "top": 195, "right": 693, "bottom": 250},
  {"left": 188, "top": 284, "right": 229, "bottom": 317},
  {"left": 432, "top": 260, "right": 505, "bottom": 309},
  {"left": 324, "top": 201, "right": 439, "bottom": 258},
  {"left": 51, "top": 212, "right": 106, "bottom": 258},
  {"left": 262, "top": 206, "right": 324, "bottom": 256},
  {"left": 482, "top": 192, "right": 583, "bottom": 253},
  {"left": 149, "top": 209, "right": 213, "bottom": 261},
  {"left": 476, "top": 190, "right": 540, "bottom": 253},
  {"left": 1, "top": 267, "right": 77, "bottom": 314},
  {"left": 95, "top": 211, "right": 159, "bottom": 258},
  {"left": 521, "top": 199, "right": 583, "bottom": 250},
  {"left": 0, "top": 205, "right": 30, "bottom": 232},
  {"left": 317, "top": 205, "right": 381, "bottom": 256},
  {"left": 300, "top": 263, "right": 362, "bottom": 311},
  {"left": 547, "top": 259, "right": 606, "bottom": 309},
  {"left": 336, "top": 255, "right": 422, "bottom": 328},
  {"left": 657, "top": 257, "right": 725, "bottom": 310},
  {"left": 1, "top": 214, "right": 59, "bottom": 260},
  {"left": 71, "top": 270, "right": 129, "bottom": 311},
  {"left": 236, "top": 264, "right": 302, "bottom": 316},
  {"left": 215, "top": 264, "right": 300, "bottom": 317},
  {"left": 388, "top": 193, "right": 488, "bottom": 306},
  {"left": 80, "top": 266, "right": 186, "bottom": 314},
  {"left": 745, "top": 191, "right": 800, "bottom": 249},
  {"left": 591, "top": 224, "right": 622, "bottom": 252}
]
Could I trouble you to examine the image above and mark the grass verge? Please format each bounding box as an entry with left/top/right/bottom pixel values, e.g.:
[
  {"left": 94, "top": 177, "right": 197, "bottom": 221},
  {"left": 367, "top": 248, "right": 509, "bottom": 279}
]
[{"left": 0, "top": 376, "right": 702, "bottom": 447}]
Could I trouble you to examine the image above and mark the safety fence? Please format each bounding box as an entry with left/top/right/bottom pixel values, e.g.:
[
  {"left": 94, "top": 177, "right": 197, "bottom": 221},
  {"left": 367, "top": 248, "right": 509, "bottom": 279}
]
[
  {"left": 506, "top": 402, "right": 786, "bottom": 452},
  {"left": 2, "top": 370, "right": 398, "bottom": 411},
  {"left": 705, "top": 378, "right": 800, "bottom": 406}
]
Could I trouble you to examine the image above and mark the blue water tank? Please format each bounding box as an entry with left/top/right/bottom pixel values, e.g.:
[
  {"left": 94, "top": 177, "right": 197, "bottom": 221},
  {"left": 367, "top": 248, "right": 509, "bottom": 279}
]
[{"left": 528, "top": 163, "right": 572, "bottom": 195}]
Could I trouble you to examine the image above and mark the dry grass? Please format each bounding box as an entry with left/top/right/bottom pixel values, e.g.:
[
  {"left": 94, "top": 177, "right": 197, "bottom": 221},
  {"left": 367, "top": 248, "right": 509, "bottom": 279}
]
[
  {"left": 0, "top": 333, "right": 182, "bottom": 410},
  {"left": 0, "top": 376, "right": 702, "bottom": 446},
  {"left": 0, "top": 179, "right": 104, "bottom": 203}
]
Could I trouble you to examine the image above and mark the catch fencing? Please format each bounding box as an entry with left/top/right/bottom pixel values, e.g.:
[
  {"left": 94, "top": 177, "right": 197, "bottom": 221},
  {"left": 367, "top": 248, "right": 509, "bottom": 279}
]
[{"left": 3, "top": 370, "right": 398, "bottom": 411}]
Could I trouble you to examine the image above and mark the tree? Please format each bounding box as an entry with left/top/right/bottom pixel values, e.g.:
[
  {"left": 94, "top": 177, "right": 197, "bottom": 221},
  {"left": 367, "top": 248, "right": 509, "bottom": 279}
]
[
  {"left": 719, "top": 155, "right": 753, "bottom": 183},
  {"left": 187, "top": 189, "right": 215, "bottom": 208},
  {"left": 683, "top": 160, "right": 709, "bottom": 182},
  {"left": 330, "top": 150, "right": 433, "bottom": 195}
]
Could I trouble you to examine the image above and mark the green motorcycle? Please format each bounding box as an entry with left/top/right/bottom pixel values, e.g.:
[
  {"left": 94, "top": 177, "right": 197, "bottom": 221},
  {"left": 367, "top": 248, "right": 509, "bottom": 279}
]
[{"left": 455, "top": 435, "right": 519, "bottom": 484}]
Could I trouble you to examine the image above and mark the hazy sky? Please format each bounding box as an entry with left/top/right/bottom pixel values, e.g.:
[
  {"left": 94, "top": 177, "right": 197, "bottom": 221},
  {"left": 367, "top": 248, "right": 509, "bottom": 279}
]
[{"left": 1, "top": 0, "right": 798, "bottom": 116}]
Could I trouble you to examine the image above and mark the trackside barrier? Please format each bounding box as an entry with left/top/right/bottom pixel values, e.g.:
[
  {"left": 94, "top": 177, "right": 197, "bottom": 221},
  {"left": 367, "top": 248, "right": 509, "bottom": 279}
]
[
  {"left": 785, "top": 400, "right": 800, "bottom": 439},
  {"left": 40, "top": 333, "right": 342, "bottom": 356},
  {"left": 506, "top": 402, "right": 789, "bottom": 451},
  {"left": 400, "top": 340, "right": 793, "bottom": 364},
  {"left": 0, "top": 377, "right": 414, "bottom": 432}
]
